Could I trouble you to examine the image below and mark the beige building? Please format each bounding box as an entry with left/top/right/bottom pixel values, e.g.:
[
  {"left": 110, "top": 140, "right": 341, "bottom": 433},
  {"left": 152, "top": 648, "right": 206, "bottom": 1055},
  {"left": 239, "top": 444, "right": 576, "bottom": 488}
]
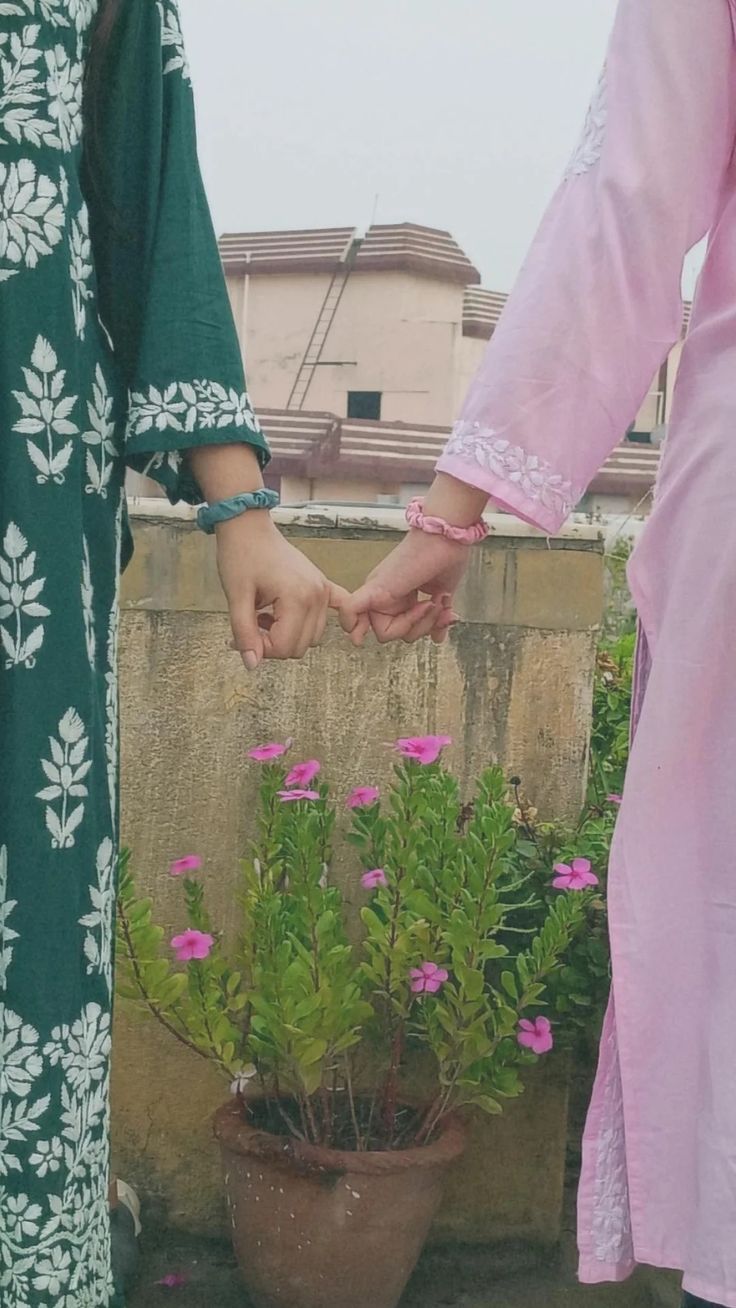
[{"left": 132, "top": 222, "right": 688, "bottom": 518}]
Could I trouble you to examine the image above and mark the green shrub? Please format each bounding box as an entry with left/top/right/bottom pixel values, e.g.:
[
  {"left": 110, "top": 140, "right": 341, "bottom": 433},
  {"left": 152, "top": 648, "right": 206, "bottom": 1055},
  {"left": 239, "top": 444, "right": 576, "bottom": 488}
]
[{"left": 117, "top": 742, "right": 592, "bottom": 1150}]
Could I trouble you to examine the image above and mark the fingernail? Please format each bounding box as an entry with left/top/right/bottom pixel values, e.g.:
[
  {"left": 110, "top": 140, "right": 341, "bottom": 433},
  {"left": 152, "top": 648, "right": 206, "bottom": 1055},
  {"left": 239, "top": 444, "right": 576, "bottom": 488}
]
[{"left": 243, "top": 651, "right": 259, "bottom": 671}]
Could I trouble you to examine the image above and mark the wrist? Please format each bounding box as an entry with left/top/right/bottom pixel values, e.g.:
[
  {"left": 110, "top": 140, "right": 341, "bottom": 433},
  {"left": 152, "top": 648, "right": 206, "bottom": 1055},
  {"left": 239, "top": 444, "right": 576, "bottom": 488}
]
[
  {"left": 422, "top": 473, "right": 488, "bottom": 528},
  {"left": 215, "top": 506, "right": 277, "bottom": 540},
  {"left": 188, "top": 443, "right": 264, "bottom": 503}
]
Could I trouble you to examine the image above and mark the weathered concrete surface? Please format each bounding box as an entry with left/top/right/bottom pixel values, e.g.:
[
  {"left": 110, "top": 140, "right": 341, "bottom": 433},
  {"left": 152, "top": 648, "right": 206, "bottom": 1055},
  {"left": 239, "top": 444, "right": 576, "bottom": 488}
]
[
  {"left": 114, "top": 506, "right": 604, "bottom": 1242},
  {"left": 128, "top": 1169, "right": 681, "bottom": 1308},
  {"left": 128, "top": 1223, "right": 674, "bottom": 1308},
  {"left": 433, "top": 1058, "right": 570, "bottom": 1246}
]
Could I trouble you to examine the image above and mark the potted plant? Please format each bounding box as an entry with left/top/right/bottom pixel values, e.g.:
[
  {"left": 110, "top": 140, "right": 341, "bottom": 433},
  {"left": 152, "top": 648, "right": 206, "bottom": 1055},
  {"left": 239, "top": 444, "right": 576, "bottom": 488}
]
[{"left": 117, "top": 736, "right": 593, "bottom": 1308}]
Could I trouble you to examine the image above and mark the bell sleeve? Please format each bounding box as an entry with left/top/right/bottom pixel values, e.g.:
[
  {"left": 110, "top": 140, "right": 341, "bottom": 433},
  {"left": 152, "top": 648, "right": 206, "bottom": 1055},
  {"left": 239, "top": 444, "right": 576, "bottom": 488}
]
[
  {"left": 83, "top": 0, "right": 269, "bottom": 503},
  {"left": 438, "top": 0, "right": 736, "bottom": 534}
]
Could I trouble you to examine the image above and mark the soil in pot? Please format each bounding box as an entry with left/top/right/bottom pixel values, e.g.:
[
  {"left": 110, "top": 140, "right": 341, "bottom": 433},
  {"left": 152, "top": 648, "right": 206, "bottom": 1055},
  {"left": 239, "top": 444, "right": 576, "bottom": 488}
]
[{"left": 213, "top": 1098, "right": 466, "bottom": 1308}]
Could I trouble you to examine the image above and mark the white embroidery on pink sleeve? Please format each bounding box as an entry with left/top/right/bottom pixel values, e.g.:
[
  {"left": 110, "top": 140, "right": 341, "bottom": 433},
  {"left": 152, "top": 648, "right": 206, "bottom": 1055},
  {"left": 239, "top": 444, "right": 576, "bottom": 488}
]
[
  {"left": 565, "top": 65, "right": 608, "bottom": 179},
  {"left": 445, "top": 419, "right": 576, "bottom": 518},
  {"left": 591, "top": 1017, "right": 634, "bottom": 1266}
]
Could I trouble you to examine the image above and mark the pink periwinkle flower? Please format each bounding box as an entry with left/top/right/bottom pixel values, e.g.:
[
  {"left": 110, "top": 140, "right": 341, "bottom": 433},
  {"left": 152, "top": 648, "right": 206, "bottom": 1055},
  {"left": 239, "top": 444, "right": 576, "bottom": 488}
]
[
  {"left": 552, "top": 857, "right": 599, "bottom": 891},
  {"left": 361, "top": 868, "right": 387, "bottom": 890},
  {"left": 410, "top": 961, "right": 449, "bottom": 994},
  {"left": 346, "top": 785, "right": 380, "bottom": 809},
  {"left": 277, "top": 789, "right": 321, "bottom": 803},
  {"left": 517, "top": 1016, "right": 554, "bottom": 1055},
  {"left": 607, "top": 793, "right": 623, "bottom": 806},
  {"left": 395, "top": 735, "right": 452, "bottom": 765},
  {"left": 248, "top": 741, "right": 290, "bottom": 762},
  {"left": 168, "top": 855, "right": 202, "bottom": 878},
  {"left": 285, "top": 759, "right": 321, "bottom": 788},
  {"left": 155, "top": 1272, "right": 189, "bottom": 1289},
  {"left": 171, "top": 929, "right": 214, "bottom": 962}
]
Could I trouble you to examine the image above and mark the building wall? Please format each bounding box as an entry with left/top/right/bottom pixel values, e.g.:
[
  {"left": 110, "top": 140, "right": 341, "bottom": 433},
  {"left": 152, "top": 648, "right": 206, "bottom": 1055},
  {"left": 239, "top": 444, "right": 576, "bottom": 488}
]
[
  {"left": 227, "top": 260, "right": 672, "bottom": 440},
  {"left": 227, "top": 270, "right": 336, "bottom": 411},
  {"left": 453, "top": 330, "right": 487, "bottom": 418},
  {"left": 113, "top": 505, "right": 604, "bottom": 1245},
  {"left": 664, "top": 339, "right": 685, "bottom": 422},
  {"left": 228, "top": 268, "right": 482, "bottom": 428},
  {"left": 140, "top": 253, "right": 676, "bottom": 511}
]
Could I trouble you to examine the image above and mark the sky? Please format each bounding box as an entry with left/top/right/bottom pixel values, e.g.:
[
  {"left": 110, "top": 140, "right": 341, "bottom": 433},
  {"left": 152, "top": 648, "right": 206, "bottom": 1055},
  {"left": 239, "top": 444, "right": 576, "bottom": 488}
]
[{"left": 180, "top": 0, "right": 701, "bottom": 297}]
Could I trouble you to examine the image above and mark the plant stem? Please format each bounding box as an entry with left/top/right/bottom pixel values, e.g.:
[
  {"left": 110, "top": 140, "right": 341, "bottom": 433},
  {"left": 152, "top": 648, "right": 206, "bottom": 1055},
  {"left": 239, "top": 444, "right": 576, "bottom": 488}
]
[
  {"left": 303, "top": 1092, "right": 320, "bottom": 1146},
  {"left": 345, "top": 1059, "right": 362, "bottom": 1151},
  {"left": 380, "top": 1019, "right": 404, "bottom": 1144},
  {"left": 415, "top": 1062, "right": 465, "bottom": 1145},
  {"left": 117, "top": 902, "right": 219, "bottom": 1071},
  {"left": 378, "top": 818, "right": 411, "bottom": 1142},
  {"left": 513, "top": 779, "right": 542, "bottom": 852},
  {"left": 193, "top": 963, "right": 218, "bottom": 1055},
  {"left": 362, "top": 1086, "right": 379, "bottom": 1152},
  {"left": 275, "top": 1100, "right": 307, "bottom": 1142},
  {"left": 296, "top": 1093, "right": 311, "bottom": 1143},
  {"left": 319, "top": 1084, "right": 332, "bottom": 1148}
]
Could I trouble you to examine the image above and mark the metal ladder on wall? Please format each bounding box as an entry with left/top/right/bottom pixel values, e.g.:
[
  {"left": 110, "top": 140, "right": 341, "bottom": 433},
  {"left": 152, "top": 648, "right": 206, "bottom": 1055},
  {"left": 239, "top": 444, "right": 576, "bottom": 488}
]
[{"left": 286, "top": 236, "right": 360, "bottom": 411}]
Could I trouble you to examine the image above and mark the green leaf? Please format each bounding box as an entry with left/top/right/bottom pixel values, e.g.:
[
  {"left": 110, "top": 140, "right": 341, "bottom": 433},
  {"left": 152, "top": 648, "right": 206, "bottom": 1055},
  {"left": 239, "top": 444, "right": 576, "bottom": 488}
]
[
  {"left": 157, "top": 974, "right": 188, "bottom": 1007},
  {"left": 493, "top": 1067, "right": 522, "bottom": 1097},
  {"left": 483, "top": 942, "right": 509, "bottom": 960},
  {"left": 474, "top": 1095, "right": 503, "bottom": 1116},
  {"left": 360, "top": 907, "right": 386, "bottom": 939},
  {"left": 301, "top": 1065, "right": 323, "bottom": 1096},
  {"left": 298, "top": 1038, "right": 328, "bottom": 1066},
  {"left": 458, "top": 966, "right": 484, "bottom": 1001},
  {"left": 141, "top": 959, "right": 170, "bottom": 990}
]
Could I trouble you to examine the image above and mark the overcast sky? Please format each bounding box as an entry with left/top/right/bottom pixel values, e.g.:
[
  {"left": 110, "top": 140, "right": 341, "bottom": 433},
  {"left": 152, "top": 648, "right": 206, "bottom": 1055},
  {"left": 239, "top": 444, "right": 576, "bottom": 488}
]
[{"left": 180, "top": 0, "right": 701, "bottom": 296}]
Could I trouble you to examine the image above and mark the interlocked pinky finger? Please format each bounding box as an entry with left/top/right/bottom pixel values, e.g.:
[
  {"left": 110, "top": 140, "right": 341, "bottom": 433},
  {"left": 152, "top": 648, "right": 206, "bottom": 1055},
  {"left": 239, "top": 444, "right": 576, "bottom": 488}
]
[{"left": 401, "top": 603, "right": 445, "bottom": 644}]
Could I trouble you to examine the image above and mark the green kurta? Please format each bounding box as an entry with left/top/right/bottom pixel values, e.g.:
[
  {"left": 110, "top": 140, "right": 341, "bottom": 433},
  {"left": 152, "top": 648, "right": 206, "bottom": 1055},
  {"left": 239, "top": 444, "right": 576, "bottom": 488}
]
[{"left": 0, "top": 2, "right": 267, "bottom": 1303}]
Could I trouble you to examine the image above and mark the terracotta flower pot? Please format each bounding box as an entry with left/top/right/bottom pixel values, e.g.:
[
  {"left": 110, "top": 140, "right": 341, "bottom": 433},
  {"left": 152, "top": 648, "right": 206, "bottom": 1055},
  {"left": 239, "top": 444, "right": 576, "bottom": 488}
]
[{"left": 213, "top": 1099, "right": 466, "bottom": 1308}]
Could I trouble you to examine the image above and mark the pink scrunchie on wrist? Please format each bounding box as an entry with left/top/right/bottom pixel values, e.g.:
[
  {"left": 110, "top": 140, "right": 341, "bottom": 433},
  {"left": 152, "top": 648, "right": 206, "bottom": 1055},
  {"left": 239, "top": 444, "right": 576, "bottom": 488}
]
[{"left": 405, "top": 497, "right": 489, "bottom": 545}]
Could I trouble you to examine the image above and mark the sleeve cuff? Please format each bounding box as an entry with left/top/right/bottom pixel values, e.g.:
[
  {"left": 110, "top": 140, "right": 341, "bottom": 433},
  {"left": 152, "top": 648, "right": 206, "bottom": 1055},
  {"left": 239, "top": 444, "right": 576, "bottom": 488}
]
[
  {"left": 124, "top": 381, "right": 270, "bottom": 504},
  {"left": 436, "top": 438, "right": 575, "bottom": 537}
]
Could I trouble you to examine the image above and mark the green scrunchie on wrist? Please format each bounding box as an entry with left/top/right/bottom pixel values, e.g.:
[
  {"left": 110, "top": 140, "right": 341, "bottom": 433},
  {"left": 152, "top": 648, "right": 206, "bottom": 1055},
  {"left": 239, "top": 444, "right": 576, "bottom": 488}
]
[{"left": 196, "top": 488, "right": 280, "bottom": 535}]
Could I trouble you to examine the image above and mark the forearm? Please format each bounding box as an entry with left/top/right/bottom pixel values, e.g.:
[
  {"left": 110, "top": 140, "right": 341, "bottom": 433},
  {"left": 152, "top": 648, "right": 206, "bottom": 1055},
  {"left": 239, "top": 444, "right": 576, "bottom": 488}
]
[
  {"left": 187, "top": 443, "right": 265, "bottom": 504},
  {"left": 189, "top": 449, "right": 485, "bottom": 532},
  {"left": 423, "top": 473, "right": 489, "bottom": 527}
]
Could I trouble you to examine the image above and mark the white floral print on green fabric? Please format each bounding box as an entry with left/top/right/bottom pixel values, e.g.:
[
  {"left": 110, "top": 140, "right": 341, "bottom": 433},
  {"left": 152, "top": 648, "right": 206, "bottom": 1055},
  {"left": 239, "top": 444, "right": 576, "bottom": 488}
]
[
  {"left": 0, "top": 0, "right": 71, "bottom": 27},
  {"left": 104, "top": 490, "right": 123, "bottom": 836},
  {"left": 0, "top": 845, "right": 18, "bottom": 988},
  {"left": 12, "top": 335, "right": 80, "bottom": 485},
  {"left": 80, "top": 536, "right": 95, "bottom": 668},
  {"left": 127, "top": 379, "right": 262, "bottom": 439},
  {"left": 43, "top": 43, "right": 83, "bottom": 152},
  {"left": 0, "top": 160, "right": 64, "bottom": 281},
  {"left": 70, "top": 203, "right": 93, "bottom": 339},
  {"left": 0, "top": 522, "right": 50, "bottom": 671},
  {"left": 0, "top": 1003, "right": 114, "bottom": 1306},
  {"left": 83, "top": 365, "right": 116, "bottom": 496},
  {"left": 157, "top": 0, "right": 191, "bottom": 83},
  {"left": 0, "top": 25, "right": 65, "bottom": 150},
  {"left": 36, "top": 707, "right": 91, "bottom": 850},
  {"left": 66, "top": 0, "right": 98, "bottom": 33},
  {"left": 79, "top": 838, "right": 115, "bottom": 994}
]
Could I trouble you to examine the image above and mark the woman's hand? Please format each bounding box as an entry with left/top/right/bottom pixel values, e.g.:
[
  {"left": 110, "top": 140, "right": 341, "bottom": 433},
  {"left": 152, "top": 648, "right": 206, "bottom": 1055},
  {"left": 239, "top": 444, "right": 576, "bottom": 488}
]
[
  {"left": 339, "top": 474, "right": 489, "bottom": 646},
  {"left": 188, "top": 442, "right": 344, "bottom": 669},
  {"left": 216, "top": 513, "right": 343, "bottom": 668},
  {"left": 338, "top": 531, "right": 465, "bottom": 646}
]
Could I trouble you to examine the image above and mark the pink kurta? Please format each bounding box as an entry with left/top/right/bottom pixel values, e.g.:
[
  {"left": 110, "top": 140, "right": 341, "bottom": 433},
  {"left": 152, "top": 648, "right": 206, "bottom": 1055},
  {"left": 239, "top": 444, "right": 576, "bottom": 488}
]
[{"left": 439, "top": 2, "right": 736, "bottom": 1303}]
